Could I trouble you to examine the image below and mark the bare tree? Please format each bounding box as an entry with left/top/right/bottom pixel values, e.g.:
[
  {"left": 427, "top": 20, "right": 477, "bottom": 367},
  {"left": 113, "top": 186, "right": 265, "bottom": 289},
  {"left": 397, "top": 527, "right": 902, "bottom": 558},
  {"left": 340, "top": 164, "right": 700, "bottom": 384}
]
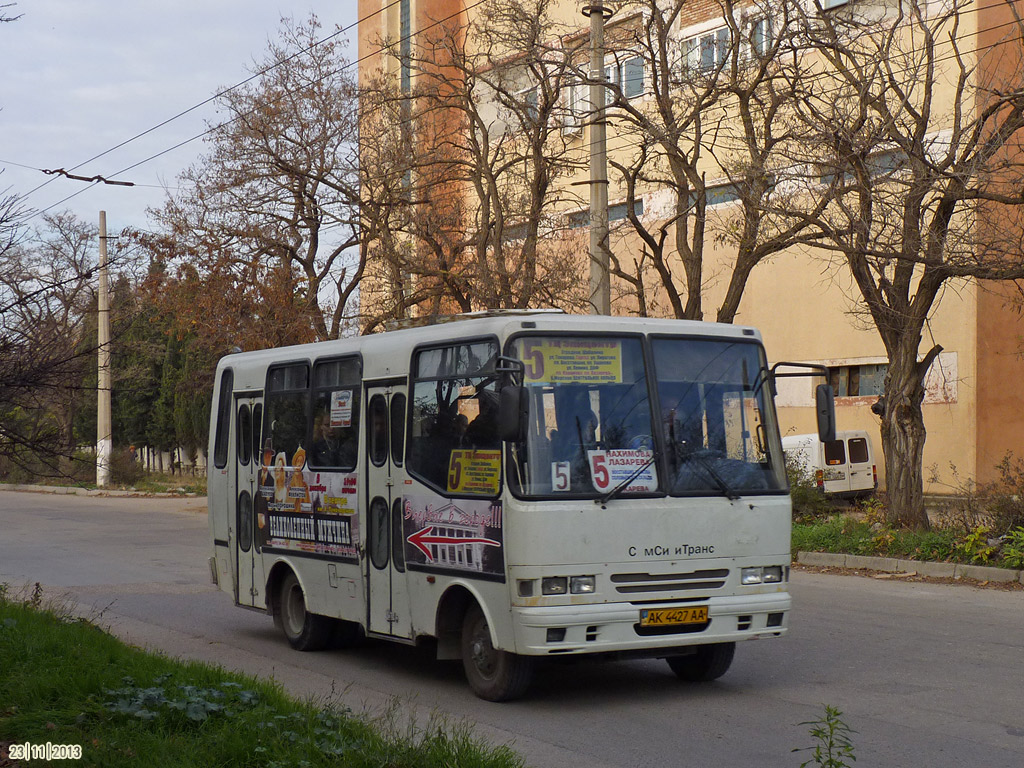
[
  {"left": 0, "top": 213, "right": 116, "bottom": 475},
  {"left": 600, "top": 0, "right": 828, "bottom": 321},
  {"left": 361, "top": 0, "right": 590, "bottom": 326},
  {"left": 788, "top": 0, "right": 1024, "bottom": 527},
  {"left": 153, "top": 14, "right": 364, "bottom": 343}
]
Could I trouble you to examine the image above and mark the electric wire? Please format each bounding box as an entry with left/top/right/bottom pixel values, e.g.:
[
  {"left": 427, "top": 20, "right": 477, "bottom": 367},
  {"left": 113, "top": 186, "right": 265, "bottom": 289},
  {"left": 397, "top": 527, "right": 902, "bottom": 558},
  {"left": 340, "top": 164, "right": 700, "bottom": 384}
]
[
  {"left": 15, "top": 0, "right": 1021, "bottom": 223},
  {"left": 23, "top": 0, "right": 491, "bottom": 222}
]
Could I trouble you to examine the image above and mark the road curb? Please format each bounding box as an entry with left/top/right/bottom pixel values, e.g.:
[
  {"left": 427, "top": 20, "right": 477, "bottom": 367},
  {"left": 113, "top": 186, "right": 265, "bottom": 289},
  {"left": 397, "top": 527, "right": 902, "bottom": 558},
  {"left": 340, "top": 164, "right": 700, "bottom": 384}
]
[{"left": 796, "top": 551, "right": 1024, "bottom": 585}]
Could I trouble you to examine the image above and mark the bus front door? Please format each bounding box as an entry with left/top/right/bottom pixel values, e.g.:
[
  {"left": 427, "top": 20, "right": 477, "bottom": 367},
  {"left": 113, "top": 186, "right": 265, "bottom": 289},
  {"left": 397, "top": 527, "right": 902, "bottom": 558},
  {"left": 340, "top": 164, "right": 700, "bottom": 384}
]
[
  {"left": 364, "top": 382, "right": 412, "bottom": 640},
  {"left": 233, "top": 393, "right": 265, "bottom": 608}
]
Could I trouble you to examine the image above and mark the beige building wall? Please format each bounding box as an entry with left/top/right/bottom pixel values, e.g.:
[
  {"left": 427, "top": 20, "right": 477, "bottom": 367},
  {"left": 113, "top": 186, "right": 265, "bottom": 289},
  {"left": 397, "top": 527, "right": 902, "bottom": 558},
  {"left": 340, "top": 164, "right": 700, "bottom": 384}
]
[{"left": 359, "top": 0, "right": 1024, "bottom": 489}]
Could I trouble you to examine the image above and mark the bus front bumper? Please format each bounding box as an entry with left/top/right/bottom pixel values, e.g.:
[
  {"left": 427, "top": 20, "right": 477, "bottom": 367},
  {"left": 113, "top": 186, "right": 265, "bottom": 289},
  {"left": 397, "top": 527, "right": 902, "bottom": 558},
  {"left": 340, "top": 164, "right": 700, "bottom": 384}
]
[{"left": 511, "top": 592, "right": 790, "bottom": 656}]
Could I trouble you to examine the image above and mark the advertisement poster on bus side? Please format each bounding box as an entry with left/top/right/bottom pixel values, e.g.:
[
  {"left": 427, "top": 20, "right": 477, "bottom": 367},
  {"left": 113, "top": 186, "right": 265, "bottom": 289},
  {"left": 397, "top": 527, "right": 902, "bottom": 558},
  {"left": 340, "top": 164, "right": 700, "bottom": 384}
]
[
  {"left": 402, "top": 491, "right": 504, "bottom": 579},
  {"left": 255, "top": 447, "right": 359, "bottom": 561}
]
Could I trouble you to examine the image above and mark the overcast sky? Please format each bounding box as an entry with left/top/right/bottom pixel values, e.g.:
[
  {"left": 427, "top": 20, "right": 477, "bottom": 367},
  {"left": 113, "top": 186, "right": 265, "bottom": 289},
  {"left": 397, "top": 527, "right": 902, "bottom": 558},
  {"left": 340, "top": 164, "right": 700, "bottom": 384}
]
[{"left": 0, "top": 1, "right": 357, "bottom": 236}]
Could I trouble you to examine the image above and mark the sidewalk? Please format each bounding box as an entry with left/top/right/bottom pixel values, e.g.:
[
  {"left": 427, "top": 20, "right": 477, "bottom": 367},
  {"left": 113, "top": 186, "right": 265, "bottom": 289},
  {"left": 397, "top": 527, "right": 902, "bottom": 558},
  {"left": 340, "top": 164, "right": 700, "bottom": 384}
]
[{"left": 2, "top": 483, "right": 203, "bottom": 499}]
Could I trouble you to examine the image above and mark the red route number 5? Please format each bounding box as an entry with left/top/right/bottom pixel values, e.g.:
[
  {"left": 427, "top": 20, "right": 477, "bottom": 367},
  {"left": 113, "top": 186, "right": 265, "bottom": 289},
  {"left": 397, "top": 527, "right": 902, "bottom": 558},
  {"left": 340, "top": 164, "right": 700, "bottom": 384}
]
[{"left": 590, "top": 452, "right": 610, "bottom": 491}]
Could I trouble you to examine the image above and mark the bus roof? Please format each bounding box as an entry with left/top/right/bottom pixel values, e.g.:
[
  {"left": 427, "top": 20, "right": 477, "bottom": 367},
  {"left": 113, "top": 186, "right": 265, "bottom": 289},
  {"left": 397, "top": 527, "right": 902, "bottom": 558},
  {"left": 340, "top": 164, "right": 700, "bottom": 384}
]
[{"left": 216, "top": 313, "right": 764, "bottom": 385}]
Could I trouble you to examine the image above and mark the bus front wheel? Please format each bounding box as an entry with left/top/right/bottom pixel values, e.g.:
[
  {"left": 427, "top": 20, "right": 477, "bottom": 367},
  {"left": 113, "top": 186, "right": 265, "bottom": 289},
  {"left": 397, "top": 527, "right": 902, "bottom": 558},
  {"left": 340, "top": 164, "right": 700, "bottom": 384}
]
[
  {"left": 461, "top": 604, "right": 533, "bottom": 701},
  {"left": 666, "top": 642, "right": 735, "bottom": 682},
  {"left": 276, "top": 572, "right": 333, "bottom": 652}
]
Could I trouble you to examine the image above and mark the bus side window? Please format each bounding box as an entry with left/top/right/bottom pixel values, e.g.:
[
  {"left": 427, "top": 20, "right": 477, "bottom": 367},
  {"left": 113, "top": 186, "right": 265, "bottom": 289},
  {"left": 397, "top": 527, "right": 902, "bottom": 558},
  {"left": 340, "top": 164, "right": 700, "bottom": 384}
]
[
  {"left": 213, "top": 369, "right": 233, "bottom": 469},
  {"left": 390, "top": 393, "right": 406, "bottom": 466},
  {"left": 309, "top": 357, "right": 361, "bottom": 471},
  {"left": 408, "top": 340, "right": 501, "bottom": 496},
  {"left": 264, "top": 363, "right": 310, "bottom": 468}
]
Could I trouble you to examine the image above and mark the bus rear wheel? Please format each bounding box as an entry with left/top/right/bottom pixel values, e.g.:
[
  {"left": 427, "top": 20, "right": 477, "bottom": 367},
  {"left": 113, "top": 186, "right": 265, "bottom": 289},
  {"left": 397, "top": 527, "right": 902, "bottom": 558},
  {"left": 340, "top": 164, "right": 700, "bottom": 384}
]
[
  {"left": 276, "top": 572, "right": 333, "bottom": 651},
  {"left": 461, "top": 604, "right": 533, "bottom": 701},
  {"left": 666, "top": 642, "right": 735, "bottom": 682}
]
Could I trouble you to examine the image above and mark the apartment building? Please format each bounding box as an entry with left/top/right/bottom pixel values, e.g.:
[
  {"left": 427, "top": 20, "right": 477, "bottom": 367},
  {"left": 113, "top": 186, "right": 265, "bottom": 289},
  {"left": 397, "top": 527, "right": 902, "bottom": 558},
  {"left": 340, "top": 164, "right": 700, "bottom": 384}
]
[{"left": 358, "top": 0, "right": 1024, "bottom": 490}]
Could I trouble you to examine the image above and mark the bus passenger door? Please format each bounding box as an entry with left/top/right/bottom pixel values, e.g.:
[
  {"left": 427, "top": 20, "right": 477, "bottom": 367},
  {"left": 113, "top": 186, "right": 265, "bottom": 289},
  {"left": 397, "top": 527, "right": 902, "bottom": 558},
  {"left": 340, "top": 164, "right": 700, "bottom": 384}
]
[
  {"left": 364, "top": 382, "right": 413, "bottom": 640},
  {"left": 233, "top": 394, "right": 265, "bottom": 608}
]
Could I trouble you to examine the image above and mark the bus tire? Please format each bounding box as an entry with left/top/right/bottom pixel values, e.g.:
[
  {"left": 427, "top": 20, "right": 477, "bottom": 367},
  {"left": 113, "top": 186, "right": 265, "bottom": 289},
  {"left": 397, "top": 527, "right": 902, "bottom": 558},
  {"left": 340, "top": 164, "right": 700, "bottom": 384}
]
[
  {"left": 461, "top": 603, "right": 533, "bottom": 701},
  {"left": 277, "top": 572, "right": 333, "bottom": 651},
  {"left": 666, "top": 642, "right": 735, "bottom": 682}
]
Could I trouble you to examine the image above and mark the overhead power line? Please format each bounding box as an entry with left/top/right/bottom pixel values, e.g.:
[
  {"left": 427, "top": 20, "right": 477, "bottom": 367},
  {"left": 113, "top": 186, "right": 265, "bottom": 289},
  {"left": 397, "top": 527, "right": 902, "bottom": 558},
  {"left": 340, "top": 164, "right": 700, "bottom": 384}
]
[{"left": 25, "top": 0, "right": 489, "bottom": 221}]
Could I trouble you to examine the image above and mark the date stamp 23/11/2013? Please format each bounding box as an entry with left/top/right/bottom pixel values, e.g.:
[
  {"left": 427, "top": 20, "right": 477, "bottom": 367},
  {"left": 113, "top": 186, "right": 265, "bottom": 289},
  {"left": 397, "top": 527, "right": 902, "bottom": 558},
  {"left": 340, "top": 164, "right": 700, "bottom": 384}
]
[{"left": 6, "top": 742, "right": 83, "bottom": 761}]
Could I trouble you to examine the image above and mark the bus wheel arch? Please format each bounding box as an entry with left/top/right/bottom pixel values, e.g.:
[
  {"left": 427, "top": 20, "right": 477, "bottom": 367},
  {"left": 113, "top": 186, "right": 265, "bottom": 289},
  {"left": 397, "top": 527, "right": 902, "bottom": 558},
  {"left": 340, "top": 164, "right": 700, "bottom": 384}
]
[
  {"left": 267, "top": 565, "right": 333, "bottom": 652},
  {"left": 434, "top": 585, "right": 474, "bottom": 661},
  {"left": 459, "top": 601, "right": 534, "bottom": 702}
]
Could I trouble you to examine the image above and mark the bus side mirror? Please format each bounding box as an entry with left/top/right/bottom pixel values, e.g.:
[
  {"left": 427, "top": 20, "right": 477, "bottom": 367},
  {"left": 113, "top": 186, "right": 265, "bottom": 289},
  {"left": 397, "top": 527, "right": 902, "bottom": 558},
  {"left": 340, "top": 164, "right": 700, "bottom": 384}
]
[
  {"left": 498, "top": 385, "right": 527, "bottom": 443},
  {"left": 816, "top": 384, "right": 836, "bottom": 443}
]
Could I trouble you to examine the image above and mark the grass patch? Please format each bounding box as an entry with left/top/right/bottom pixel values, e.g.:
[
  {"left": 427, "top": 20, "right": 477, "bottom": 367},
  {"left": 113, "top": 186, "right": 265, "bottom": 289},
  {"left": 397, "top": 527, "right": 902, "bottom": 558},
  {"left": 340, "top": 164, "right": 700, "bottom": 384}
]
[
  {"left": 793, "top": 514, "right": 1024, "bottom": 568},
  {"left": 0, "top": 588, "right": 521, "bottom": 768}
]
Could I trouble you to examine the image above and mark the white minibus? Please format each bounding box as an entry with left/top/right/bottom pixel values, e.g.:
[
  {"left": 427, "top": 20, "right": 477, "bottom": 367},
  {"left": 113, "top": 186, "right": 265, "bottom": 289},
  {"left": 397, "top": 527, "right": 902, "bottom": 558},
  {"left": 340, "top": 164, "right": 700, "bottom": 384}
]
[{"left": 207, "top": 312, "right": 833, "bottom": 700}]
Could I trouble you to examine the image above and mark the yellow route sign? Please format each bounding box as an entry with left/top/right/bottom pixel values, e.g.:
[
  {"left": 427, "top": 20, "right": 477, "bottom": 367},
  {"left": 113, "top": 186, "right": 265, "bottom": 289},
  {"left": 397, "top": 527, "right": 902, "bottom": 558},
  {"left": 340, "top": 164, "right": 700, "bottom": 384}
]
[{"left": 518, "top": 338, "right": 623, "bottom": 384}]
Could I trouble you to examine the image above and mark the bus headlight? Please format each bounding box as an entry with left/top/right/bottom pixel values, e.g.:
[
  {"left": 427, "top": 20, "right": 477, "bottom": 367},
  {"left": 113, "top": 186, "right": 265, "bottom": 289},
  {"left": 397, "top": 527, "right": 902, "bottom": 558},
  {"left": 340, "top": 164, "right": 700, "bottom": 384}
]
[
  {"left": 741, "top": 568, "right": 763, "bottom": 585},
  {"left": 741, "top": 566, "right": 786, "bottom": 585},
  {"left": 570, "top": 576, "right": 596, "bottom": 594},
  {"left": 542, "top": 577, "right": 568, "bottom": 595}
]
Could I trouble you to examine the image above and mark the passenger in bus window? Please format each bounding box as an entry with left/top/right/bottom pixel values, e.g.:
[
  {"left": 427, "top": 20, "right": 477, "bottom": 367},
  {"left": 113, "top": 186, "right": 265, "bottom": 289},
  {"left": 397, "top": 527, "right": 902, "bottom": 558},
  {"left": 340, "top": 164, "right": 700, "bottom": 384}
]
[
  {"left": 465, "top": 392, "right": 499, "bottom": 448},
  {"left": 454, "top": 414, "right": 469, "bottom": 446},
  {"left": 311, "top": 409, "right": 357, "bottom": 469}
]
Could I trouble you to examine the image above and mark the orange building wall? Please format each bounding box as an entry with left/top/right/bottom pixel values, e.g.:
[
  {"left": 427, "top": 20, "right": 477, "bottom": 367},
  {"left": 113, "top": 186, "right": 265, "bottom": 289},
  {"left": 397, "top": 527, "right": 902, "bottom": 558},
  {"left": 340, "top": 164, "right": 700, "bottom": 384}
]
[{"left": 975, "top": 2, "right": 1024, "bottom": 483}]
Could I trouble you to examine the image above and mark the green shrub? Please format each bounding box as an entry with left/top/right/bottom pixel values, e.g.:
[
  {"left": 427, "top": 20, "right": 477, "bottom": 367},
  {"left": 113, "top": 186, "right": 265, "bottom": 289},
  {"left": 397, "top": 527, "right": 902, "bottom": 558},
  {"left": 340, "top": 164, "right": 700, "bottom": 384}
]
[
  {"left": 933, "top": 453, "right": 1024, "bottom": 537},
  {"left": 1000, "top": 527, "right": 1024, "bottom": 569},
  {"left": 787, "top": 454, "right": 840, "bottom": 523},
  {"left": 794, "top": 705, "right": 857, "bottom": 768},
  {"left": 110, "top": 447, "right": 145, "bottom": 486}
]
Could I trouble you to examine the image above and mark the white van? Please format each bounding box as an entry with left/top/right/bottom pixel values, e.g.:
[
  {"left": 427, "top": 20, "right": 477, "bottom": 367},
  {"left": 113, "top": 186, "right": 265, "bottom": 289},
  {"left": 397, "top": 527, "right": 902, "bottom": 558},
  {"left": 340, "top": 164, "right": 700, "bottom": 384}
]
[{"left": 781, "top": 430, "right": 877, "bottom": 499}]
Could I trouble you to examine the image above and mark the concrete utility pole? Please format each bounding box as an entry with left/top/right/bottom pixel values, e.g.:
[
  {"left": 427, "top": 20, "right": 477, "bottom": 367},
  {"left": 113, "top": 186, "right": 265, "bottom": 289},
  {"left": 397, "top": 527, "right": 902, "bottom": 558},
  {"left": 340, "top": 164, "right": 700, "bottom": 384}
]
[
  {"left": 584, "top": 2, "right": 613, "bottom": 315},
  {"left": 96, "top": 211, "right": 112, "bottom": 487}
]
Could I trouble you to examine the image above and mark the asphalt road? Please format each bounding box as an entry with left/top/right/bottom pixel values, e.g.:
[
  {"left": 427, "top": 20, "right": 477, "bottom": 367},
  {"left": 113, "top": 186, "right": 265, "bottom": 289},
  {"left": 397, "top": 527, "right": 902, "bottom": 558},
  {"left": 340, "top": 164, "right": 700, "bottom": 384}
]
[{"left": 1, "top": 489, "right": 1022, "bottom": 767}]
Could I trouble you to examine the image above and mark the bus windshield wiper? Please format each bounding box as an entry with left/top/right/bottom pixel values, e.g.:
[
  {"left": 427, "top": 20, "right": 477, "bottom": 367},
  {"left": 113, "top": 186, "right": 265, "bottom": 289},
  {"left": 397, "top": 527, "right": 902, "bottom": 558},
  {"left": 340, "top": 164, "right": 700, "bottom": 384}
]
[
  {"left": 684, "top": 452, "right": 739, "bottom": 500},
  {"left": 596, "top": 453, "right": 657, "bottom": 505}
]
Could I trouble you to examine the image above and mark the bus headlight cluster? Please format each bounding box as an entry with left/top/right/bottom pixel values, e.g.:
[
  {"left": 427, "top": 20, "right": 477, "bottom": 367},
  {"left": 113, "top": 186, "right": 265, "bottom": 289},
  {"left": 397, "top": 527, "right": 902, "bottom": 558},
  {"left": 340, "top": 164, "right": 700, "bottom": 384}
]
[
  {"left": 541, "top": 576, "right": 596, "bottom": 595},
  {"left": 741, "top": 566, "right": 785, "bottom": 585}
]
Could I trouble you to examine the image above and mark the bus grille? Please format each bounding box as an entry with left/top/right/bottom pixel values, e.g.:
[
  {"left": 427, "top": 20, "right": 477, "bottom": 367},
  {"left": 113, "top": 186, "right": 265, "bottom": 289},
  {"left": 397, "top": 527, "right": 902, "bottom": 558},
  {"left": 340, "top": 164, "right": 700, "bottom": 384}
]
[{"left": 610, "top": 569, "right": 729, "bottom": 595}]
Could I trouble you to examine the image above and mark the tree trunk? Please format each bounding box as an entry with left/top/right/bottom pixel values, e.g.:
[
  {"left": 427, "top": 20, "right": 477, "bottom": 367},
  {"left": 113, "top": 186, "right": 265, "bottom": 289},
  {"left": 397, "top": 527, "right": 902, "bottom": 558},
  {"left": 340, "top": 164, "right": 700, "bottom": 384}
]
[{"left": 879, "top": 343, "right": 942, "bottom": 530}]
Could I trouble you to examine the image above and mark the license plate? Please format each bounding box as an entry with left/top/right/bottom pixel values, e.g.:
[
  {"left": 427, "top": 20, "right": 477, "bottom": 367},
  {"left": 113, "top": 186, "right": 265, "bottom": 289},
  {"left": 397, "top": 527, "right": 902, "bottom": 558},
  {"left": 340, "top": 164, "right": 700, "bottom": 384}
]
[{"left": 639, "top": 605, "right": 709, "bottom": 627}]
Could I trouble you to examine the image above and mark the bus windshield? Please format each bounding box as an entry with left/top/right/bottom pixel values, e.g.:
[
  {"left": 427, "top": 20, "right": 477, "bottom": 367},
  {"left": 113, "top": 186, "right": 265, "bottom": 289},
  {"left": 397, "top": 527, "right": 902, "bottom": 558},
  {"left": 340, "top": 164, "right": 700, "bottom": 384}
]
[
  {"left": 651, "top": 336, "right": 786, "bottom": 496},
  {"left": 507, "top": 335, "right": 657, "bottom": 497},
  {"left": 506, "top": 333, "right": 786, "bottom": 498}
]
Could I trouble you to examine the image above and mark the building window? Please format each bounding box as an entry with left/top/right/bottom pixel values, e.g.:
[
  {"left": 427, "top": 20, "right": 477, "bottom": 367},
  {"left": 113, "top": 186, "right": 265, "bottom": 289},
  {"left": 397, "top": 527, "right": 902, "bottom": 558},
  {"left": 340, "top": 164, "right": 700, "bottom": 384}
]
[
  {"left": 568, "top": 199, "right": 644, "bottom": 228},
  {"left": 820, "top": 149, "right": 909, "bottom": 187},
  {"left": 684, "top": 27, "right": 730, "bottom": 72},
  {"left": 605, "top": 55, "right": 646, "bottom": 102},
  {"left": 748, "top": 18, "right": 771, "bottom": 58},
  {"left": 684, "top": 20, "right": 772, "bottom": 71},
  {"left": 707, "top": 182, "right": 740, "bottom": 206},
  {"left": 610, "top": 199, "right": 643, "bottom": 221},
  {"left": 828, "top": 363, "right": 887, "bottom": 398},
  {"left": 563, "top": 81, "right": 586, "bottom": 134},
  {"left": 517, "top": 85, "right": 539, "bottom": 120},
  {"left": 400, "top": 0, "right": 411, "bottom": 93}
]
